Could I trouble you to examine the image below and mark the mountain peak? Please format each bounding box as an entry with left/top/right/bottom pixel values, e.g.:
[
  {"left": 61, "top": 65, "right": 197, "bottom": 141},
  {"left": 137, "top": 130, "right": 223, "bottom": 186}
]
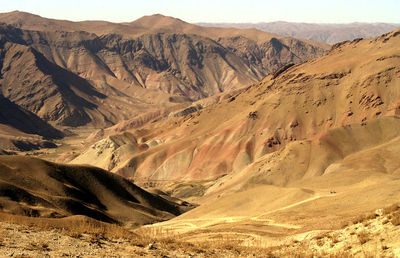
[
  {"left": 129, "top": 13, "right": 189, "bottom": 28},
  {"left": 0, "top": 10, "right": 41, "bottom": 18}
]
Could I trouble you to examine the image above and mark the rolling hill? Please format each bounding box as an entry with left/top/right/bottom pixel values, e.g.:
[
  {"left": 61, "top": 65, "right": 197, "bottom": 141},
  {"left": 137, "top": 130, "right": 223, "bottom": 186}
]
[{"left": 0, "top": 155, "right": 192, "bottom": 227}]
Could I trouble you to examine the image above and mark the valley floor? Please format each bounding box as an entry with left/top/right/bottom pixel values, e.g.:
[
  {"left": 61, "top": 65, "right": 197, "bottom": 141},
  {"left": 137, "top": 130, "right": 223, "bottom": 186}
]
[
  {"left": 0, "top": 222, "right": 268, "bottom": 257},
  {"left": 1, "top": 204, "right": 399, "bottom": 257}
]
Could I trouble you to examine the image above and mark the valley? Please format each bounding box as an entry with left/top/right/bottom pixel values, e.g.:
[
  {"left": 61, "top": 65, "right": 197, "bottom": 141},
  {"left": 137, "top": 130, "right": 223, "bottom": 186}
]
[{"left": 0, "top": 9, "right": 399, "bottom": 257}]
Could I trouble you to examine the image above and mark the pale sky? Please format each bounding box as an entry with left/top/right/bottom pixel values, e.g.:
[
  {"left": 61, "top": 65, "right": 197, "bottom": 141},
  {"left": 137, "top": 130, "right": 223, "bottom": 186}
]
[{"left": 0, "top": 0, "right": 399, "bottom": 24}]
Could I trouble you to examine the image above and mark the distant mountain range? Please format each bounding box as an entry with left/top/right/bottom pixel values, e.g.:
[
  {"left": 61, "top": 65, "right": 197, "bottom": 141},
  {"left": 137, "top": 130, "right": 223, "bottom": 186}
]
[{"left": 197, "top": 21, "right": 400, "bottom": 44}]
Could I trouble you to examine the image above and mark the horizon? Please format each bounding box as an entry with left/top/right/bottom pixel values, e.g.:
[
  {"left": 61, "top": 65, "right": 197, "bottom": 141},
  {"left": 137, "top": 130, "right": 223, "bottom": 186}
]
[
  {"left": 0, "top": 0, "right": 399, "bottom": 24},
  {"left": 3, "top": 10, "right": 400, "bottom": 26}
]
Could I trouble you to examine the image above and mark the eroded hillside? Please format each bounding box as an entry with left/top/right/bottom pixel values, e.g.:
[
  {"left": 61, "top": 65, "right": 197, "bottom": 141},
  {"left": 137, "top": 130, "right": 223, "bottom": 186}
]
[{"left": 70, "top": 29, "right": 400, "bottom": 201}]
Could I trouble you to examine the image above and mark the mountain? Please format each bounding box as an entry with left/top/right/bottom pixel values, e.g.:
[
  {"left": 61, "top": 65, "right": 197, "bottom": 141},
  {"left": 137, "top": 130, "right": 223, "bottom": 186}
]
[
  {"left": 0, "top": 12, "right": 329, "bottom": 80},
  {"left": 0, "top": 12, "right": 329, "bottom": 135},
  {"left": 0, "top": 94, "right": 63, "bottom": 151},
  {"left": 0, "top": 11, "right": 327, "bottom": 45},
  {"left": 198, "top": 21, "right": 400, "bottom": 44},
  {"left": 0, "top": 155, "right": 192, "bottom": 226},
  {"left": 69, "top": 29, "right": 400, "bottom": 202},
  {"left": 64, "top": 29, "right": 400, "bottom": 250},
  {"left": 0, "top": 11, "right": 399, "bottom": 255}
]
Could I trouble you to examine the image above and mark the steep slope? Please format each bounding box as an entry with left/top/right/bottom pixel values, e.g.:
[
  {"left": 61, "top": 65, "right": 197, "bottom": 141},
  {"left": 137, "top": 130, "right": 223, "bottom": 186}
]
[
  {"left": 0, "top": 94, "right": 63, "bottom": 151},
  {"left": 97, "top": 33, "right": 263, "bottom": 99},
  {"left": 0, "top": 12, "right": 329, "bottom": 97},
  {"left": 0, "top": 24, "right": 183, "bottom": 127},
  {"left": 0, "top": 94, "right": 63, "bottom": 139},
  {"left": 135, "top": 30, "right": 400, "bottom": 245},
  {"left": 70, "top": 29, "right": 400, "bottom": 193},
  {"left": 0, "top": 40, "right": 105, "bottom": 126},
  {"left": 198, "top": 21, "right": 400, "bottom": 44},
  {"left": 0, "top": 156, "right": 192, "bottom": 226},
  {"left": 0, "top": 16, "right": 328, "bottom": 131}
]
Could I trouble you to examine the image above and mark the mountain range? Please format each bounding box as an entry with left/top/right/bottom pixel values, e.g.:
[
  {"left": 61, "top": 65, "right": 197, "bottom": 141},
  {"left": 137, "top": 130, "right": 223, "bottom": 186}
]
[
  {"left": 0, "top": 11, "right": 329, "bottom": 152},
  {"left": 0, "top": 10, "right": 399, "bottom": 256},
  {"left": 198, "top": 21, "right": 400, "bottom": 44},
  {"left": 70, "top": 29, "right": 400, "bottom": 193}
]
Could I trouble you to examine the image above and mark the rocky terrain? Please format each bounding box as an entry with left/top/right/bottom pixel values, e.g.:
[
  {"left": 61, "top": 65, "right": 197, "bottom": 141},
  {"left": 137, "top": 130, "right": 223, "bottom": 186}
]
[
  {"left": 0, "top": 203, "right": 399, "bottom": 257},
  {"left": 0, "top": 12, "right": 328, "bottom": 143},
  {"left": 199, "top": 21, "right": 400, "bottom": 44}
]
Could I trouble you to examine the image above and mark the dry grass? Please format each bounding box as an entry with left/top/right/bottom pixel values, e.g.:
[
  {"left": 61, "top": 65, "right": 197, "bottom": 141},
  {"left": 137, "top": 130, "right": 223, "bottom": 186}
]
[
  {"left": 2, "top": 201, "right": 400, "bottom": 257},
  {"left": 390, "top": 211, "right": 400, "bottom": 226},
  {"left": 133, "top": 226, "right": 276, "bottom": 256},
  {"left": 0, "top": 213, "right": 276, "bottom": 256},
  {"left": 0, "top": 228, "right": 8, "bottom": 246},
  {"left": 357, "top": 230, "right": 370, "bottom": 245},
  {"left": 0, "top": 212, "right": 134, "bottom": 240},
  {"left": 351, "top": 212, "right": 377, "bottom": 225},
  {"left": 383, "top": 204, "right": 399, "bottom": 215},
  {"left": 26, "top": 241, "right": 50, "bottom": 251}
]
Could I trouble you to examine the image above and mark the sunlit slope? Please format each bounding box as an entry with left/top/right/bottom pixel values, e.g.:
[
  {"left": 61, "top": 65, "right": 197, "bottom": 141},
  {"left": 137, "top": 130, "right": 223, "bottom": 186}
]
[{"left": 72, "top": 30, "right": 400, "bottom": 189}]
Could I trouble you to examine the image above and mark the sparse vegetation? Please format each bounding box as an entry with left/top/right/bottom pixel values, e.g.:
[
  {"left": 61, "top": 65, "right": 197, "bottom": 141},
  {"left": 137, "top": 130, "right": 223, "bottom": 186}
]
[
  {"left": 357, "top": 230, "right": 370, "bottom": 244},
  {"left": 248, "top": 111, "right": 258, "bottom": 120},
  {"left": 390, "top": 211, "right": 400, "bottom": 226},
  {"left": 0, "top": 212, "right": 134, "bottom": 241},
  {"left": 26, "top": 241, "right": 50, "bottom": 251},
  {"left": 383, "top": 204, "right": 400, "bottom": 215},
  {"left": 0, "top": 20, "right": 399, "bottom": 257},
  {"left": 351, "top": 212, "right": 377, "bottom": 225}
]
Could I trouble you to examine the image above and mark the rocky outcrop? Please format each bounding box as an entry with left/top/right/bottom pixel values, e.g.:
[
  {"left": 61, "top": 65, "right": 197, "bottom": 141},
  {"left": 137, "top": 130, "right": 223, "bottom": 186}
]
[{"left": 97, "top": 33, "right": 263, "bottom": 100}]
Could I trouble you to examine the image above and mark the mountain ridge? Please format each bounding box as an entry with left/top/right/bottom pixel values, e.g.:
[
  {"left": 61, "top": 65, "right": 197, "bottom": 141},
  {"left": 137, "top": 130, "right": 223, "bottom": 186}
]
[
  {"left": 0, "top": 13, "right": 328, "bottom": 133},
  {"left": 197, "top": 21, "right": 400, "bottom": 44}
]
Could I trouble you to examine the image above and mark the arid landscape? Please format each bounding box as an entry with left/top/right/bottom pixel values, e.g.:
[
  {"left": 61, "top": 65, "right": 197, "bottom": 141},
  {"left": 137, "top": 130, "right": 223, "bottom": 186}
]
[{"left": 0, "top": 2, "right": 399, "bottom": 257}]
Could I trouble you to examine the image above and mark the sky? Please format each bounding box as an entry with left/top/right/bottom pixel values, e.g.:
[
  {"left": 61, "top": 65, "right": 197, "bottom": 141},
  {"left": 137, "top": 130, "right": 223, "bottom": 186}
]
[{"left": 0, "top": 0, "right": 399, "bottom": 24}]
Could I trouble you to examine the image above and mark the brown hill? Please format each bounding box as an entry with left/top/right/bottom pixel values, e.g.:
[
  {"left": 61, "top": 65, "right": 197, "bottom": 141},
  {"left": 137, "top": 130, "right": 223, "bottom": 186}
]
[
  {"left": 0, "top": 90, "right": 65, "bottom": 151},
  {"left": 123, "top": 30, "right": 400, "bottom": 249},
  {"left": 0, "top": 94, "right": 62, "bottom": 140},
  {"left": 0, "top": 24, "right": 182, "bottom": 127},
  {"left": 0, "top": 92, "right": 63, "bottom": 151},
  {"left": 0, "top": 156, "right": 192, "bottom": 226},
  {"left": 0, "top": 35, "right": 105, "bottom": 126},
  {"left": 70, "top": 29, "right": 400, "bottom": 199}
]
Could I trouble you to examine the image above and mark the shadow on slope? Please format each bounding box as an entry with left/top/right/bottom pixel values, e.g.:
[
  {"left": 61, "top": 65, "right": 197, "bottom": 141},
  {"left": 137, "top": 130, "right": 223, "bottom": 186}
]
[
  {"left": 0, "top": 156, "right": 193, "bottom": 227},
  {"left": 0, "top": 94, "right": 63, "bottom": 139}
]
